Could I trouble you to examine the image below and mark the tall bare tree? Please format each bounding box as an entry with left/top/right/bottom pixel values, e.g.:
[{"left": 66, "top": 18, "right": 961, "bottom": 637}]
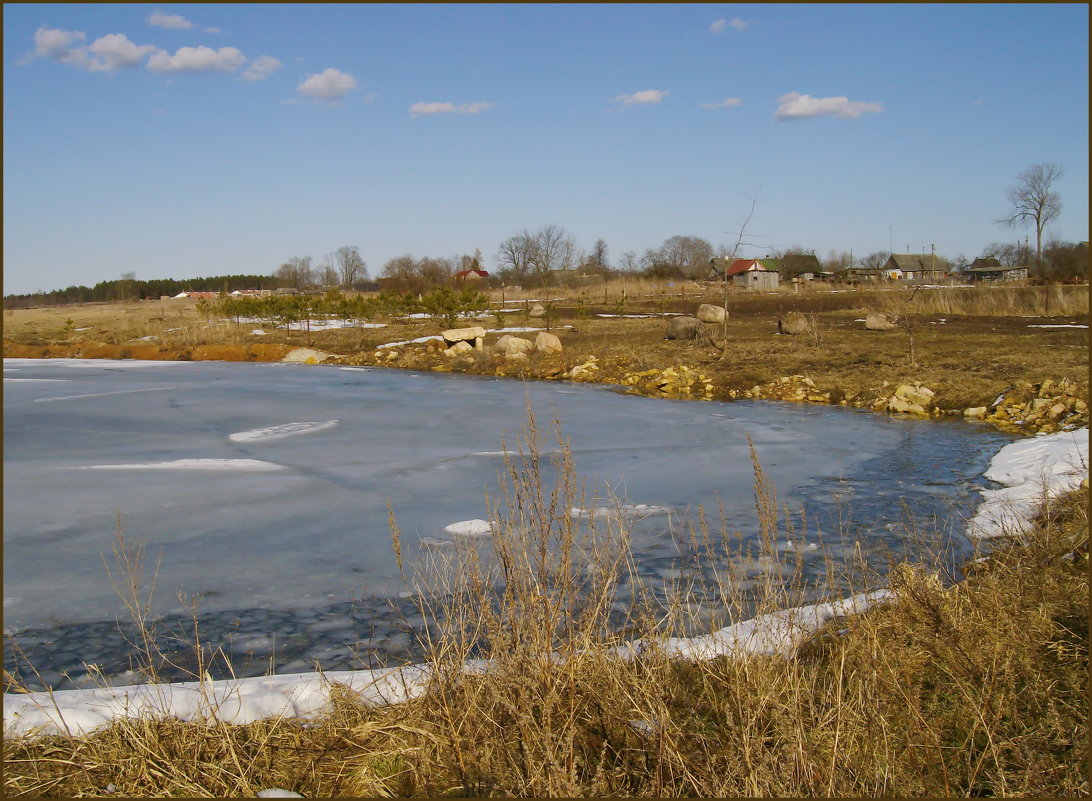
[
  {"left": 998, "top": 162, "right": 1063, "bottom": 268},
  {"left": 528, "top": 224, "right": 578, "bottom": 286},
  {"left": 334, "top": 245, "right": 367, "bottom": 288},
  {"left": 275, "top": 256, "right": 313, "bottom": 289},
  {"left": 495, "top": 230, "right": 536, "bottom": 284}
]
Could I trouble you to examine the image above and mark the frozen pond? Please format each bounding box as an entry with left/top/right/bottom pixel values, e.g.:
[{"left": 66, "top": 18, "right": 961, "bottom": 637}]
[{"left": 3, "top": 358, "right": 1015, "bottom": 689}]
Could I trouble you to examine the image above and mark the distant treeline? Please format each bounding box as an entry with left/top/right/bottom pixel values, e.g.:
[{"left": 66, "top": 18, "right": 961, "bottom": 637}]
[{"left": 3, "top": 274, "right": 279, "bottom": 310}]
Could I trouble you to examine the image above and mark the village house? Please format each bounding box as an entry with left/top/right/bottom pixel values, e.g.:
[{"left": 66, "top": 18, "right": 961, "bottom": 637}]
[
  {"left": 885, "top": 253, "right": 947, "bottom": 282},
  {"left": 709, "top": 258, "right": 781, "bottom": 289},
  {"left": 965, "top": 257, "right": 1028, "bottom": 282}
]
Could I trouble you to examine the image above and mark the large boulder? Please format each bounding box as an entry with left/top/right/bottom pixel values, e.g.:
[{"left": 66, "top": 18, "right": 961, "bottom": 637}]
[
  {"left": 696, "top": 303, "right": 727, "bottom": 324},
  {"left": 665, "top": 316, "right": 702, "bottom": 340},
  {"left": 894, "top": 384, "right": 934, "bottom": 407},
  {"left": 493, "top": 334, "right": 534, "bottom": 357},
  {"left": 534, "top": 331, "right": 563, "bottom": 353},
  {"left": 528, "top": 304, "right": 547, "bottom": 318},
  {"left": 865, "top": 312, "right": 900, "bottom": 331},
  {"left": 443, "top": 340, "right": 474, "bottom": 357},
  {"left": 441, "top": 326, "right": 487, "bottom": 344},
  {"left": 282, "top": 348, "right": 332, "bottom": 364},
  {"left": 777, "top": 312, "right": 810, "bottom": 335}
]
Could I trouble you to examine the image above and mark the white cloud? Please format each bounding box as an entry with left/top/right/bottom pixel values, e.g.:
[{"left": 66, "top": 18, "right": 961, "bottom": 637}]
[
  {"left": 296, "top": 68, "right": 357, "bottom": 101},
  {"left": 362, "top": 92, "right": 379, "bottom": 103},
  {"left": 147, "top": 11, "right": 193, "bottom": 30},
  {"left": 711, "top": 18, "right": 748, "bottom": 33},
  {"left": 147, "top": 45, "right": 247, "bottom": 74},
  {"left": 30, "top": 27, "right": 155, "bottom": 72},
  {"left": 610, "top": 89, "right": 668, "bottom": 107},
  {"left": 241, "top": 55, "right": 281, "bottom": 81},
  {"left": 89, "top": 34, "right": 158, "bottom": 71},
  {"left": 701, "top": 98, "right": 742, "bottom": 109},
  {"left": 774, "top": 92, "right": 883, "bottom": 121},
  {"left": 409, "top": 100, "right": 495, "bottom": 117},
  {"left": 33, "top": 26, "right": 85, "bottom": 59},
  {"left": 205, "top": 27, "right": 222, "bottom": 35}
]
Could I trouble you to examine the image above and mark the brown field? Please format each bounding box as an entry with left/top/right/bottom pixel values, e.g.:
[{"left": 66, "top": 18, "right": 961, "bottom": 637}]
[{"left": 4, "top": 281, "right": 1088, "bottom": 430}]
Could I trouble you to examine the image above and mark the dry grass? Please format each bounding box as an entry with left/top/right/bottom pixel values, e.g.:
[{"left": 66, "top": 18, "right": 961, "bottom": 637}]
[{"left": 4, "top": 408, "right": 1087, "bottom": 797}]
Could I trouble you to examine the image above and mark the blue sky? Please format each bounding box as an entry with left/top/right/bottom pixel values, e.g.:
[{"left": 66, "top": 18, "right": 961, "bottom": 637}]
[{"left": 3, "top": 3, "right": 1088, "bottom": 294}]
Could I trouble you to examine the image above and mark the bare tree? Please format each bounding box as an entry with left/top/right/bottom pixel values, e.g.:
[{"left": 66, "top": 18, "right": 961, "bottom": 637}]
[
  {"left": 275, "top": 256, "right": 313, "bottom": 289},
  {"left": 998, "top": 162, "right": 1063, "bottom": 268},
  {"left": 334, "top": 245, "right": 367, "bottom": 288},
  {"left": 527, "top": 224, "right": 578, "bottom": 286},
  {"left": 589, "top": 238, "right": 609, "bottom": 271},
  {"left": 718, "top": 194, "right": 762, "bottom": 335},
  {"left": 495, "top": 230, "right": 536, "bottom": 284},
  {"left": 644, "top": 235, "right": 714, "bottom": 280},
  {"left": 618, "top": 250, "right": 639, "bottom": 272},
  {"left": 318, "top": 262, "right": 339, "bottom": 287}
]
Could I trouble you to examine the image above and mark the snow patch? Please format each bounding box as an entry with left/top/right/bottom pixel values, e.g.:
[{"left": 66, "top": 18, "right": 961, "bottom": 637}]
[
  {"left": 64, "top": 459, "right": 285, "bottom": 472},
  {"left": 229, "top": 421, "right": 339, "bottom": 443},
  {"left": 442, "top": 519, "right": 494, "bottom": 539},
  {"left": 967, "top": 428, "right": 1088, "bottom": 539}
]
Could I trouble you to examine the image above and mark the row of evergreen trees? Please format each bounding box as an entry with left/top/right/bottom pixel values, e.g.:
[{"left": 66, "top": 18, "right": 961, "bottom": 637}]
[{"left": 2, "top": 274, "right": 277, "bottom": 310}]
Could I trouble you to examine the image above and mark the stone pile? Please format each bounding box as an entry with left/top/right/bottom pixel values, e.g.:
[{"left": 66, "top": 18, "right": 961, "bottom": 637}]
[
  {"left": 970, "top": 378, "right": 1088, "bottom": 434},
  {"left": 871, "top": 383, "right": 937, "bottom": 416},
  {"left": 622, "top": 365, "right": 715, "bottom": 399},
  {"left": 742, "top": 375, "right": 831, "bottom": 403},
  {"left": 566, "top": 356, "right": 600, "bottom": 380}
]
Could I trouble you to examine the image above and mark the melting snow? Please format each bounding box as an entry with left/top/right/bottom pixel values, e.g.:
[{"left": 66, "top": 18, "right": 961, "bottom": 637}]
[{"left": 229, "top": 421, "right": 339, "bottom": 443}]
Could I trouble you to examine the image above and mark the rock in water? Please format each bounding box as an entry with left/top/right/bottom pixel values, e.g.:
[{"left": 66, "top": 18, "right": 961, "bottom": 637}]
[
  {"left": 282, "top": 348, "right": 332, "bottom": 364},
  {"left": 666, "top": 316, "right": 702, "bottom": 340}
]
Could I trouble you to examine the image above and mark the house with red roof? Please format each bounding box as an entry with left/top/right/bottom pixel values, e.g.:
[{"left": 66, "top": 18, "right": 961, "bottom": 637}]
[{"left": 708, "top": 257, "right": 781, "bottom": 289}]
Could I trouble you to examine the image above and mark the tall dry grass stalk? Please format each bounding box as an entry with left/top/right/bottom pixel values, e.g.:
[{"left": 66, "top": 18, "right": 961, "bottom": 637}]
[
  {"left": 4, "top": 409, "right": 1087, "bottom": 797},
  {"left": 874, "top": 283, "right": 1087, "bottom": 317}
]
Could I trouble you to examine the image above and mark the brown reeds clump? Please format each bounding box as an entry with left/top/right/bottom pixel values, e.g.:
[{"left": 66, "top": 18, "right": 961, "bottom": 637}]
[{"left": 4, "top": 411, "right": 1087, "bottom": 797}]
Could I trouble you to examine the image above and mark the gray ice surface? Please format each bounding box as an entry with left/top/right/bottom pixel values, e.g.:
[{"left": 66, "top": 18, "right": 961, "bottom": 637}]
[{"left": 4, "top": 359, "right": 1014, "bottom": 647}]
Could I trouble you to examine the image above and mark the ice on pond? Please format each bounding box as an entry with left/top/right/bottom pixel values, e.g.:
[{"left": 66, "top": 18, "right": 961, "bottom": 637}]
[
  {"left": 63, "top": 459, "right": 286, "bottom": 472},
  {"left": 4, "top": 358, "right": 1021, "bottom": 688}
]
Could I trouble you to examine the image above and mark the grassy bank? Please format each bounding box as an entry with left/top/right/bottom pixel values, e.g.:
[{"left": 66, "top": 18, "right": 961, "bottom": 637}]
[{"left": 3, "top": 422, "right": 1088, "bottom": 797}]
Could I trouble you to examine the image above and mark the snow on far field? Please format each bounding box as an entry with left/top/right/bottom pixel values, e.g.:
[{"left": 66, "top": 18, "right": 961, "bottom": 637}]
[
  {"left": 596, "top": 313, "right": 680, "bottom": 318},
  {"left": 62, "top": 459, "right": 285, "bottom": 472},
  {"left": 1027, "top": 324, "right": 1088, "bottom": 329},
  {"left": 4, "top": 378, "right": 70, "bottom": 382},
  {"left": 967, "top": 427, "right": 1088, "bottom": 539},
  {"left": 228, "top": 421, "right": 339, "bottom": 443},
  {"left": 375, "top": 335, "right": 446, "bottom": 350}
]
